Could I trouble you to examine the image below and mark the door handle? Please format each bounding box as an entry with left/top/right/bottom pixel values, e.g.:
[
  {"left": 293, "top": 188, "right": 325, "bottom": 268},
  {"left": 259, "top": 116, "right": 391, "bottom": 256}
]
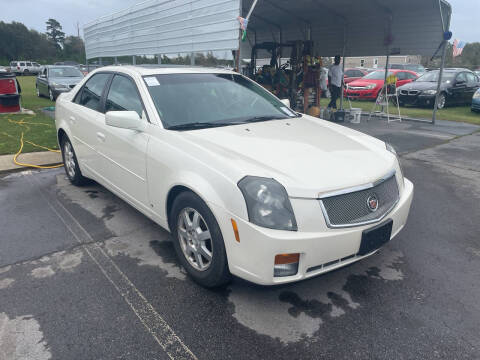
[{"left": 96, "top": 132, "right": 106, "bottom": 142}]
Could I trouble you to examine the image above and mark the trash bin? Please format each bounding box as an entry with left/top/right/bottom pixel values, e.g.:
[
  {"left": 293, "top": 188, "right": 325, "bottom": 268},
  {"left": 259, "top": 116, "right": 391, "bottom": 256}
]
[{"left": 0, "top": 73, "right": 21, "bottom": 113}]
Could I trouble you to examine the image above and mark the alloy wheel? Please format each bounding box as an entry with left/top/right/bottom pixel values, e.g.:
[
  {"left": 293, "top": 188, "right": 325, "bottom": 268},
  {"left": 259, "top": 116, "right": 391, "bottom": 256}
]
[
  {"left": 177, "top": 207, "right": 213, "bottom": 271},
  {"left": 49, "top": 89, "right": 54, "bottom": 101},
  {"left": 63, "top": 141, "right": 76, "bottom": 179},
  {"left": 437, "top": 94, "right": 446, "bottom": 109}
]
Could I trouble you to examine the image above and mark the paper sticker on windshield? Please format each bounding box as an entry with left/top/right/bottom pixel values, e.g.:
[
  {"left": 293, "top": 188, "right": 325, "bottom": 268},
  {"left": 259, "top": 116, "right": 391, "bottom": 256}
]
[
  {"left": 280, "top": 107, "right": 295, "bottom": 116},
  {"left": 144, "top": 77, "right": 160, "bottom": 86}
]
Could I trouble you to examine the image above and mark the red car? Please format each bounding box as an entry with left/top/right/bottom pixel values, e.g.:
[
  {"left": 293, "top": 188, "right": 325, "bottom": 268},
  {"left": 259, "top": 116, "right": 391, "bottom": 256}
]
[
  {"left": 344, "top": 68, "right": 369, "bottom": 84},
  {"left": 345, "top": 69, "right": 418, "bottom": 100}
]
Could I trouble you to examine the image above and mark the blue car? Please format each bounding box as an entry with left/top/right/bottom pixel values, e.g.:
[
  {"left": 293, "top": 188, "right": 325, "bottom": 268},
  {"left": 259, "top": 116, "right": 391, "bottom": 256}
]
[{"left": 472, "top": 88, "right": 480, "bottom": 112}]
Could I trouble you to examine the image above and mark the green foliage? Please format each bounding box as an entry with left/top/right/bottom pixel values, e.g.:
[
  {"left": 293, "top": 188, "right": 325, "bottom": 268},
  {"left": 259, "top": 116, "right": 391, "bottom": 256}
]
[
  {"left": 0, "top": 20, "right": 84, "bottom": 65},
  {"left": 422, "top": 42, "right": 480, "bottom": 70},
  {"left": 46, "top": 18, "right": 65, "bottom": 50}
]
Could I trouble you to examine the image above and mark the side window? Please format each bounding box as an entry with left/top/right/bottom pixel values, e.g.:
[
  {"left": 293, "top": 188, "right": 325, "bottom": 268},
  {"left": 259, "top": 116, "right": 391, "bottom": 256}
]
[
  {"left": 105, "top": 75, "right": 143, "bottom": 117},
  {"left": 354, "top": 70, "right": 365, "bottom": 77},
  {"left": 456, "top": 73, "right": 467, "bottom": 84},
  {"left": 10, "top": 62, "right": 16, "bottom": 67},
  {"left": 466, "top": 73, "right": 476, "bottom": 86},
  {"left": 20, "top": 62, "right": 25, "bottom": 67},
  {"left": 345, "top": 70, "right": 355, "bottom": 77},
  {"left": 26, "top": 62, "right": 32, "bottom": 66},
  {"left": 407, "top": 72, "right": 417, "bottom": 80},
  {"left": 396, "top": 72, "right": 407, "bottom": 80},
  {"left": 76, "top": 73, "right": 110, "bottom": 111}
]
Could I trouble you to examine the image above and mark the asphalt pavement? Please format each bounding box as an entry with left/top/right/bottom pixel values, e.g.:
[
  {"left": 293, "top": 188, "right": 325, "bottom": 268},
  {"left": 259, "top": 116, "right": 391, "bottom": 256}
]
[{"left": 1, "top": 117, "right": 479, "bottom": 360}]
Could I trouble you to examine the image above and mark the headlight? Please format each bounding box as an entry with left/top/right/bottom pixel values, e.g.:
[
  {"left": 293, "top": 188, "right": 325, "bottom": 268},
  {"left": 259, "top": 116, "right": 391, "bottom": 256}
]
[
  {"left": 366, "top": 84, "right": 377, "bottom": 90},
  {"left": 238, "top": 176, "right": 297, "bottom": 231},
  {"left": 474, "top": 91, "right": 480, "bottom": 99},
  {"left": 386, "top": 143, "right": 404, "bottom": 184},
  {"left": 51, "top": 82, "right": 68, "bottom": 89},
  {"left": 422, "top": 89, "right": 437, "bottom": 95}
]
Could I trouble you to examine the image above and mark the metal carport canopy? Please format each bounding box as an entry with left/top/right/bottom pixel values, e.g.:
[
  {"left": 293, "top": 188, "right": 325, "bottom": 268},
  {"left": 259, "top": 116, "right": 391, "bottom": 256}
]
[
  {"left": 240, "top": 0, "right": 451, "bottom": 58},
  {"left": 83, "top": 0, "right": 451, "bottom": 60}
]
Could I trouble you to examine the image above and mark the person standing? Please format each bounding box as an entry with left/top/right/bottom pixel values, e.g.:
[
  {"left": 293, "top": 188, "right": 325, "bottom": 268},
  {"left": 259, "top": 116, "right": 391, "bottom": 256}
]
[{"left": 327, "top": 55, "right": 343, "bottom": 109}]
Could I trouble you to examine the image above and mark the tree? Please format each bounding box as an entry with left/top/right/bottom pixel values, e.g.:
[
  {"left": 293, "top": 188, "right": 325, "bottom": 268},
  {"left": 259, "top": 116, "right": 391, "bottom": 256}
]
[{"left": 46, "top": 18, "right": 65, "bottom": 50}]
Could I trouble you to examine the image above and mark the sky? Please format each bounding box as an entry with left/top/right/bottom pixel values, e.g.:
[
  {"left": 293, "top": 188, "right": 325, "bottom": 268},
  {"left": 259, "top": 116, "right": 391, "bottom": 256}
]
[{"left": 1, "top": 0, "right": 479, "bottom": 43}]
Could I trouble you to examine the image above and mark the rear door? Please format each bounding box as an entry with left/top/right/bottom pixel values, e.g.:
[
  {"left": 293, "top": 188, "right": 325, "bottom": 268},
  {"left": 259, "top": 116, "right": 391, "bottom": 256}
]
[
  {"left": 97, "top": 74, "right": 150, "bottom": 208},
  {"left": 465, "top": 72, "right": 479, "bottom": 104},
  {"left": 70, "top": 73, "right": 112, "bottom": 175}
]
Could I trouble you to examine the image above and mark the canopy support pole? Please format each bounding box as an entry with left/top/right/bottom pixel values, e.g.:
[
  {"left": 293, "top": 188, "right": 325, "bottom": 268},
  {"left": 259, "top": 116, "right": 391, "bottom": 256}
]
[
  {"left": 432, "top": 0, "right": 451, "bottom": 125},
  {"left": 132, "top": 55, "right": 136, "bottom": 65},
  {"left": 432, "top": 42, "right": 447, "bottom": 124},
  {"left": 340, "top": 25, "right": 347, "bottom": 111},
  {"left": 114, "top": 56, "right": 118, "bottom": 65},
  {"left": 158, "top": 55, "right": 162, "bottom": 64},
  {"left": 191, "top": 52, "right": 195, "bottom": 66},
  {"left": 383, "top": 53, "right": 390, "bottom": 114}
]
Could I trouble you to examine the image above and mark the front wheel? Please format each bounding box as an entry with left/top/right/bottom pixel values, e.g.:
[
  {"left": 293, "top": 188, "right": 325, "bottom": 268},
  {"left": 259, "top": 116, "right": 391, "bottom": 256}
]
[
  {"left": 171, "top": 192, "right": 231, "bottom": 287},
  {"left": 61, "top": 136, "right": 88, "bottom": 186},
  {"left": 49, "top": 88, "right": 55, "bottom": 101},
  {"left": 436, "top": 93, "right": 446, "bottom": 109}
]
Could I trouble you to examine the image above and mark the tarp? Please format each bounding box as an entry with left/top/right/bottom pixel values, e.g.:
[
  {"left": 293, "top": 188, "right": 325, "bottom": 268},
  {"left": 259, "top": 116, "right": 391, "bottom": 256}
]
[{"left": 84, "top": 0, "right": 451, "bottom": 60}]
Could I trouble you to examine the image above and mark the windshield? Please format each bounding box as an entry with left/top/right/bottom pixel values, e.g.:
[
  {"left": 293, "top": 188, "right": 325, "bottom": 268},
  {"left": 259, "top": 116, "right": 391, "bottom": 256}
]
[
  {"left": 416, "top": 71, "right": 455, "bottom": 82},
  {"left": 404, "top": 64, "right": 425, "bottom": 73},
  {"left": 49, "top": 67, "right": 83, "bottom": 78},
  {"left": 363, "top": 71, "right": 394, "bottom": 80},
  {"left": 145, "top": 73, "right": 296, "bottom": 130}
]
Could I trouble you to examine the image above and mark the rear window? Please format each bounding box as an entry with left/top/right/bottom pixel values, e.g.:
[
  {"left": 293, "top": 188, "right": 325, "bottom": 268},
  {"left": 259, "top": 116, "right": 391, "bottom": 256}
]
[{"left": 10, "top": 62, "right": 16, "bottom": 67}]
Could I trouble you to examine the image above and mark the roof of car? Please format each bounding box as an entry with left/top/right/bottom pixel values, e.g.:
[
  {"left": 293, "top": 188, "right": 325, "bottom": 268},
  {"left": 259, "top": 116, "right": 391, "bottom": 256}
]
[{"left": 94, "top": 65, "right": 236, "bottom": 76}]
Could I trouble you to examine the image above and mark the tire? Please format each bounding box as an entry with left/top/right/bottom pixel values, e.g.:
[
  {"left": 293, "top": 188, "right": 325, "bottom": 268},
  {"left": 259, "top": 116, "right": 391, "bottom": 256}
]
[
  {"left": 436, "top": 92, "right": 446, "bottom": 109},
  {"left": 170, "top": 191, "right": 231, "bottom": 288},
  {"left": 60, "top": 136, "right": 88, "bottom": 186},
  {"left": 23, "top": 69, "right": 29, "bottom": 76},
  {"left": 48, "top": 87, "right": 55, "bottom": 101}
]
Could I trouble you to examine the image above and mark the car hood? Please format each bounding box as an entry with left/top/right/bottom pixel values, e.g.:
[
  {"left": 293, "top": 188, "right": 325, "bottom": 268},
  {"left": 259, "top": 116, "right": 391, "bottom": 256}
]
[
  {"left": 49, "top": 77, "right": 83, "bottom": 86},
  {"left": 398, "top": 81, "right": 448, "bottom": 91},
  {"left": 180, "top": 116, "right": 396, "bottom": 198},
  {"left": 347, "top": 79, "right": 383, "bottom": 87}
]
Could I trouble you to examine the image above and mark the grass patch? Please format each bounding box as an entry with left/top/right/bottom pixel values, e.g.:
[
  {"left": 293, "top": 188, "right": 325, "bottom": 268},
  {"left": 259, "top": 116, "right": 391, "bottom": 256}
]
[
  {"left": 0, "top": 76, "right": 57, "bottom": 155},
  {"left": 318, "top": 98, "right": 480, "bottom": 125}
]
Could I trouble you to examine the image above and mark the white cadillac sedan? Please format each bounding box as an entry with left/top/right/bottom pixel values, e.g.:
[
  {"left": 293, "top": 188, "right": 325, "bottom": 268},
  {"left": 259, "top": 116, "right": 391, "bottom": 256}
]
[{"left": 55, "top": 66, "right": 413, "bottom": 287}]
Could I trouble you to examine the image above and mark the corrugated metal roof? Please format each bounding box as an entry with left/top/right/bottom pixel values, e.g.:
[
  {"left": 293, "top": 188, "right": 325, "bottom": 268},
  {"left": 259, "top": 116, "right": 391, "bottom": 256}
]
[
  {"left": 84, "top": 0, "right": 451, "bottom": 59},
  {"left": 84, "top": 0, "right": 241, "bottom": 59}
]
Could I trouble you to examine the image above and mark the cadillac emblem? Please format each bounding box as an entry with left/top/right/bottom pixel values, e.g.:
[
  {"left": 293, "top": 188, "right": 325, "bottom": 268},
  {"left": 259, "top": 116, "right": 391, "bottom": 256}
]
[{"left": 367, "top": 194, "right": 379, "bottom": 212}]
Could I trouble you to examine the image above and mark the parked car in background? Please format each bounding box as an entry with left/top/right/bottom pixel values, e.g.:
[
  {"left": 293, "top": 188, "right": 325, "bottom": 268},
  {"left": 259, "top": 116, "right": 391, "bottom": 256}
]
[
  {"left": 471, "top": 88, "right": 480, "bottom": 112},
  {"left": 397, "top": 68, "right": 480, "bottom": 109},
  {"left": 345, "top": 69, "right": 418, "bottom": 100},
  {"left": 389, "top": 64, "right": 426, "bottom": 75},
  {"left": 475, "top": 70, "right": 480, "bottom": 77},
  {"left": 36, "top": 65, "right": 84, "bottom": 101},
  {"left": 10, "top": 61, "right": 42, "bottom": 75},
  {"left": 55, "top": 65, "right": 413, "bottom": 287},
  {"left": 0, "top": 66, "right": 9, "bottom": 73},
  {"left": 344, "top": 68, "right": 369, "bottom": 84}
]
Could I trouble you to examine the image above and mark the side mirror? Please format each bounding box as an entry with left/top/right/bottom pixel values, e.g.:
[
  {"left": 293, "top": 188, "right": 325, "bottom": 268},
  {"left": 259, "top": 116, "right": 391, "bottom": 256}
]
[
  {"left": 280, "top": 98, "right": 290, "bottom": 108},
  {"left": 39, "top": 74, "right": 46, "bottom": 79},
  {"left": 105, "top": 111, "right": 142, "bottom": 130}
]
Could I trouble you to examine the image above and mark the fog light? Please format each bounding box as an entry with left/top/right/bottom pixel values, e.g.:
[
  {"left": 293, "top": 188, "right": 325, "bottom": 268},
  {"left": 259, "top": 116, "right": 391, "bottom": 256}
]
[{"left": 274, "top": 253, "right": 299, "bottom": 277}]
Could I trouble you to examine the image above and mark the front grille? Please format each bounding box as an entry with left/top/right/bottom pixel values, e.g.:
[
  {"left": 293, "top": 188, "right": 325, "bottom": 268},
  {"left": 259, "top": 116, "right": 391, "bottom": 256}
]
[
  {"left": 408, "top": 90, "right": 420, "bottom": 96},
  {"left": 320, "top": 173, "right": 399, "bottom": 228}
]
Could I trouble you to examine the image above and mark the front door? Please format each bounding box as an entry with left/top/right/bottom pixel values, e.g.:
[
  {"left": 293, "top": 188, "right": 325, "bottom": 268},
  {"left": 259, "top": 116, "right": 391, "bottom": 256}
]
[
  {"left": 70, "top": 73, "right": 112, "bottom": 176},
  {"left": 451, "top": 72, "right": 468, "bottom": 105},
  {"left": 97, "top": 74, "right": 150, "bottom": 209}
]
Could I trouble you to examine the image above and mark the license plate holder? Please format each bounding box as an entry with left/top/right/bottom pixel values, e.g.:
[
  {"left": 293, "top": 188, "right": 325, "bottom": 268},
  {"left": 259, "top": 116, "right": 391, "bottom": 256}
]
[{"left": 358, "top": 219, "right": 393, "bottom": 256}]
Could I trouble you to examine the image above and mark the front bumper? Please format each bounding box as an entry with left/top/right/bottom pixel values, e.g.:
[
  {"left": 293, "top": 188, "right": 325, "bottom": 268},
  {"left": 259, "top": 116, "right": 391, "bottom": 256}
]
[
  {"left": 344, "top": 88, "right": 378, "bottom": 100},
  {"left": 210, "top": 177, "right": 414, "bottom": 285},
  {"left": 398, "top": 93, "right": 436, "bottom": 107}
]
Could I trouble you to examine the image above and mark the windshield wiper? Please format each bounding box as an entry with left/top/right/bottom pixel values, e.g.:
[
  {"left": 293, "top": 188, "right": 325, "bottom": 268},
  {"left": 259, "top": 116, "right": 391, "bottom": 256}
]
[
  {"left": 167, "top": 122, "right": 233, "bottom": 131},
  {"left": 242, "top": 115, "right": 288, "bottom": 123}
]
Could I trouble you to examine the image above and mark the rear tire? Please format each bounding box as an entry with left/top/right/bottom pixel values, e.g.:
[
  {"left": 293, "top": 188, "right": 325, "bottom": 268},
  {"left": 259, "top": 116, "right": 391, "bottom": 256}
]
[
  {"left": 170, "top": 191, "right": 231, "bottom": 288},
  {"left": 60, "top": 136, "right": 89, "bottom": 186}
]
